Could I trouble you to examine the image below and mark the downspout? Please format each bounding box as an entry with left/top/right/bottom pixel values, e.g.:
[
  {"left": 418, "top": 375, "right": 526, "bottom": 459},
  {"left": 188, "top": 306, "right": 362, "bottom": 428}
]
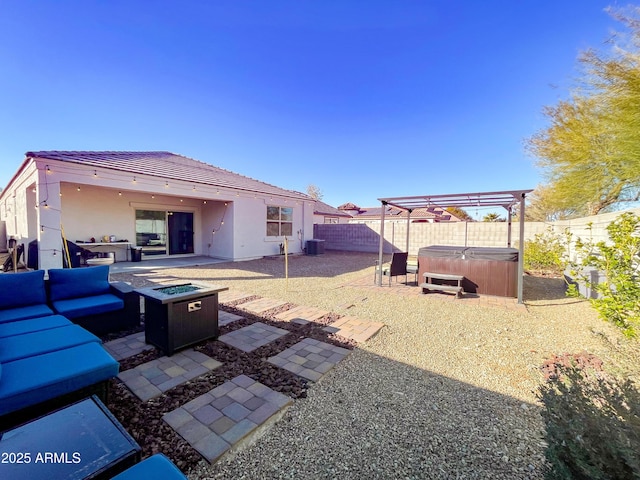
[
  {"left": 301, "top": 199, "right": 306, "bottom": 252},
  {"left": 377, "top": 201, "right": 386, "bottom": 286}
]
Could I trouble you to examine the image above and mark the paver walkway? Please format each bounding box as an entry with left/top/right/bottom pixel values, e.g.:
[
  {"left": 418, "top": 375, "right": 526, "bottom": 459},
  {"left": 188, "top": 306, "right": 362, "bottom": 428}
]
[
  {"left": 237, "top": 297, "right": 288, "bottom": 314},
  {"left": 218, "top": 291, "right": 255, "bottom": 304},
  {"left": 267, "top": 338, "right": 351, "bottom": 382},
  {"left": 104, "top": 332, "right": 153, "bottom": 361},
  {"left": 111, "top": 296, "right": 384, "bottom": 466},
  {"left": 118, "top": 349, "right": 223, "bottom": 401},
  {"left": 163, "top": 374, "right": 292, "bottom": 463},
  {"left": 323, "top": 316, "right": 385, "bottom": 343},
  {"left": 275, "top": 305, "right": 329, "bottom": 324},
  {"left": 218, "top": 322, "right": 289, "bottom": 352},
  {"left": 219, "top": 310, "right": 244, "bottom": 327}
]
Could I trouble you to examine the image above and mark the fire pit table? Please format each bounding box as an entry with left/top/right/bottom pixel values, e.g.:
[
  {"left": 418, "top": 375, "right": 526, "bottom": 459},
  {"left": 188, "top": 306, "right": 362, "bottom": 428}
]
[{"left": 136, "top": 282, "right": 228, "bottom": 356}]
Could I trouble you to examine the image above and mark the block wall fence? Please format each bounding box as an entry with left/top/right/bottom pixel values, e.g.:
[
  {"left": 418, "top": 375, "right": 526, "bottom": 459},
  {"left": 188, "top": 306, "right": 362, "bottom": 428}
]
[{"left": 313, "top": 207, "right": 640, "bottom": 257}]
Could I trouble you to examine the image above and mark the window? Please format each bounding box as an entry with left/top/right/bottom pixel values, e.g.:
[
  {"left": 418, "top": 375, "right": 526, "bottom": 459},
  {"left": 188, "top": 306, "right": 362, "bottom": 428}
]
[
  {"left": 324, "top": 217, "right": 339, "bottom": 224},
  {"left": 267, "top": 206, "right": 293, "bottom": 236}
]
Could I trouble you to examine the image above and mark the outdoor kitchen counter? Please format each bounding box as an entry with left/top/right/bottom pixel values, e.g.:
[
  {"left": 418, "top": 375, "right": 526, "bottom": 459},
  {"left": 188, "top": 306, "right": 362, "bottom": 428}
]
[{"left": 136, "top": 283, "right": 229, "bottom": 356}]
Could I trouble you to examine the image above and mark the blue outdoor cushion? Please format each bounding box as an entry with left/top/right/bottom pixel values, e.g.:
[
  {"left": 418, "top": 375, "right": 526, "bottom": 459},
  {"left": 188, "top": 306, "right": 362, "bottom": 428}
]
[
  {"left": 0, "top": 324, "right": 100, "bottom": 363},
  {"left": 48, "top": 265, "right": 111, "bottom": 302},
  {"left": 0, "top": 270, "right": 47, "bottom": 309},
  {"left": 0, "top": 342, "right": 119, "bottom": 416},
  {"left": 51, "top": 293, "right": 124, "bottom": 320},
  {"left": 112, "top": 454, "right": 187, "bottom": 480},
  {"left": 0, "top": 304, "right": 54, "bottom": 324},
  {"left": 0, "top": 315, "right": 72, "bottom": 338}
]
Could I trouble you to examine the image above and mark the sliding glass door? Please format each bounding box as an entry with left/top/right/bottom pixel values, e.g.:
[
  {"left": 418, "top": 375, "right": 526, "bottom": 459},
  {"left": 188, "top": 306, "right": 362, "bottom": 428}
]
[
  {"left": 168, "top": 211, "right": 194, "bottom": 255},
  {"left": 135, "top": 210, "right": 194, "bottom": 257},
  {"left": 135, "top": 210, "right": 167, "bottom": 256}
]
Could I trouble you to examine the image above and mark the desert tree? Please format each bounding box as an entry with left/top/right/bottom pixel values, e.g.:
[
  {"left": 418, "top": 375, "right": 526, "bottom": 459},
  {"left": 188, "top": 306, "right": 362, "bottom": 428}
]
[
  {"left": 527, "top": 6, "right": 640, "bottom": 216},
  {"left": 306, "top": 184, "right": 324, "bottom": 201}
]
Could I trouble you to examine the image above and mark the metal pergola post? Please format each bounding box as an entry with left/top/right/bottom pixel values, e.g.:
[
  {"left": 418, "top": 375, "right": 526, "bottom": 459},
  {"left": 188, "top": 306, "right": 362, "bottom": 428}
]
[
  {"left": 517, "top": 193, "right": 526, "bottom": 304},
  {"left": 405, "top": 208, "right": 412, "bottom": 254},
  {"left": 377, "top": 201, "right": 386, "bottom": 286}
]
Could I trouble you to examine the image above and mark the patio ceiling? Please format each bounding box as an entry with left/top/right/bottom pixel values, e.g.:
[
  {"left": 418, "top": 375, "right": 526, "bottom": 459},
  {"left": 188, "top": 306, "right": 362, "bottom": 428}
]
[{"left": 375, "top": 189, "right": 534, "bottom": 304}]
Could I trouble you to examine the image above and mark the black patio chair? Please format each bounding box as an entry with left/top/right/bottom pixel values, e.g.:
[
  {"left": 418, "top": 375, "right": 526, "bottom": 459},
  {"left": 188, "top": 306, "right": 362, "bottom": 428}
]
[{"left": 374, "top": 252, "right": 409, "bottom": 286}]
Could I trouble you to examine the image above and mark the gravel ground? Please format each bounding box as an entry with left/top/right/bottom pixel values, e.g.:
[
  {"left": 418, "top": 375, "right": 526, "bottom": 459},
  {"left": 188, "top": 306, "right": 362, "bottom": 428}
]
[{"left": 110, "top": 251, "right": 632, "bottom": 479}]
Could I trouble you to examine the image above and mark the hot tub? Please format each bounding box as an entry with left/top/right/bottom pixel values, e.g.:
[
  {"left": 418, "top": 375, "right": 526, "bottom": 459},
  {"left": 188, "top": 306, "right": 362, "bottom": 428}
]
[{"left": 418, "top": 245, "right": 519, "bottom": 297}]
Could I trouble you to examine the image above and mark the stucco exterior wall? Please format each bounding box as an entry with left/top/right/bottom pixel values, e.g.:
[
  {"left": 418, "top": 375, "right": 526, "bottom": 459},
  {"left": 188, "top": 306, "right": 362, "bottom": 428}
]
[
  {"left": 59, "top": 184, "right": 208, "bottom": 261},
  {"left": 232, "top": 197, "right": 311, "bottom": 260},
  {"left": 0, "top": 157, "right": 315, "bottom": 269},
  {"left": 0, "top": 159, "right": 38, "bottom": 242}
]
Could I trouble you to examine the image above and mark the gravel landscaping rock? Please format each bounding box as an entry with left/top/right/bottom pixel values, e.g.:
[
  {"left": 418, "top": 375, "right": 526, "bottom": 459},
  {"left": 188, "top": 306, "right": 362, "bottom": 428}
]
[{"left": 109, "top": 251, "right": 630, "bottom": 479}]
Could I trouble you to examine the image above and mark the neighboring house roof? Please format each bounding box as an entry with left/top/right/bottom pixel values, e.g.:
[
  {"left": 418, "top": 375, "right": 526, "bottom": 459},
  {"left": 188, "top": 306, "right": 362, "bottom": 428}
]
[
  {"left": 314, "top": 200, "right": 352, "bottom": 218},
  {"left": 337, "top": 202, "right": 361, "bottom": 212},
  {"left": 343, "top": 204, "right": 461, "bottom": 222},
  {"left": 23, "top": 151, "right": 311, "bottom": 200}
]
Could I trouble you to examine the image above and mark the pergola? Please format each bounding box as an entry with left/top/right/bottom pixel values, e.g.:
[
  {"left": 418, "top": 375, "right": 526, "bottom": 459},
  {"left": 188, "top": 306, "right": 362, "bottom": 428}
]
[{"left": 376, "top": 189, "right": 534, "bottom": 303}]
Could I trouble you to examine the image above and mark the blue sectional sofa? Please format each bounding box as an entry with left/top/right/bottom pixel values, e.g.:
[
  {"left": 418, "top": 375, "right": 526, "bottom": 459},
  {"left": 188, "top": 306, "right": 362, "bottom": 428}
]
[
  {"left": 0, "top": 266, "right": 140, "bottom": 336},
  {"left": 0, "top": 324, "right": 100, "bottom": 363},
  {"left": 112, "top": 454, "right": 187, "bottom": 480},
  {"left": 0, "top": 267, "right": 132, "bottom": 430},
  {"left": 0, "top": 314, "right": 71, "bottom": 338},
  {"left": 47, "top": 265, "right": 140, "bottom": 335},
  {"left": 0, "top": 270, "right": 54, "bottom": 324}
]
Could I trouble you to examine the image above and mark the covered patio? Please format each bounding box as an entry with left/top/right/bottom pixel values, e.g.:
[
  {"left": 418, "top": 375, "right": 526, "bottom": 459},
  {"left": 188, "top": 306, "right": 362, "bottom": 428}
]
[{"left": 376, "top": 189, "right": 533, "bottom": 303}]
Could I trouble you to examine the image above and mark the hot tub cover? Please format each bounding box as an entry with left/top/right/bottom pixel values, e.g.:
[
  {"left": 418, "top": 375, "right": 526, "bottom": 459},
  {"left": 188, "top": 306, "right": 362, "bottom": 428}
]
[
  {"left": 418, "top": 245, "right": 518, "bottom": 262},
  {"left": 417, "top": 245, "right": 467, "bottom": 258},
  {"left": 465, "top": 247, "right": 518, "bottom": 261}
]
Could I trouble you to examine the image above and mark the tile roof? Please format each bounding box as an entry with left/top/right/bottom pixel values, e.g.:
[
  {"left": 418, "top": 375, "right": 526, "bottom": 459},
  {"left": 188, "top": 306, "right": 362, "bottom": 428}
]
[
  {"left": 337, "top": 202, "right": 361, "bottom": 211},
  {"left": 25, "top": 151, "right": 311, "bottom": 200},
  {"left": 313, "top": 200, "right": 352, "bottom": 217},
  {"left": 348, "top": 205, "right": 461, "bottom": 222}
]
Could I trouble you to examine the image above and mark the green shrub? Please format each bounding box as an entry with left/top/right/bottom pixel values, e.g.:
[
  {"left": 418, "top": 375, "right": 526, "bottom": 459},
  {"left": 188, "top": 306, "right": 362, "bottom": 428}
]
[
  {"left": 568, "top": 212, "right": 640, "bottom": 337},
  {"left": 524, "top": 228, "right": 569, "bottom": 275},
  {"left": 539, "top": 353, "right": 640, "bottom": 480}
]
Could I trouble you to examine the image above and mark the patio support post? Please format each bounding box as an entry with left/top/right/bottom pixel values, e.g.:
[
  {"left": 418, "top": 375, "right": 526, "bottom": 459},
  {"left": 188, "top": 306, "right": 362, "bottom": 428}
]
[
  {"left": 507, "top": 207, "right": 512, "bottom": 248},
  {"left": 405, "top": 208, "right": 412, "bottom": 254},
  {"left": 377, "top": 201, "right": 387, "bottom": 286},
  {"left": 517, "top": 193, "right": 526, "bottom": 304}
]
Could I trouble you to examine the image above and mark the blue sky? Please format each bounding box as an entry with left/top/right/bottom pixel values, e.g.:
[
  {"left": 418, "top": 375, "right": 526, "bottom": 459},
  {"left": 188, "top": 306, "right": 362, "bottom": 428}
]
[{"left": 0, "top": 1, "right": 621, "bottom": 215}]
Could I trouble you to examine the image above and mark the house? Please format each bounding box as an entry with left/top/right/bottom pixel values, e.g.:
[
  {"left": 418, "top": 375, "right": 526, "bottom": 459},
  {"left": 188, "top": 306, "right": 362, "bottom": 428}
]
[
  {"left": 313, "top": 200, "right": 352, "bottom": 224},
  {"left": 0, "top": 151, "right": 314, "bottom": 270},
  {"left": 336, "top": 203, "right": 463, "bottom": 223}
]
